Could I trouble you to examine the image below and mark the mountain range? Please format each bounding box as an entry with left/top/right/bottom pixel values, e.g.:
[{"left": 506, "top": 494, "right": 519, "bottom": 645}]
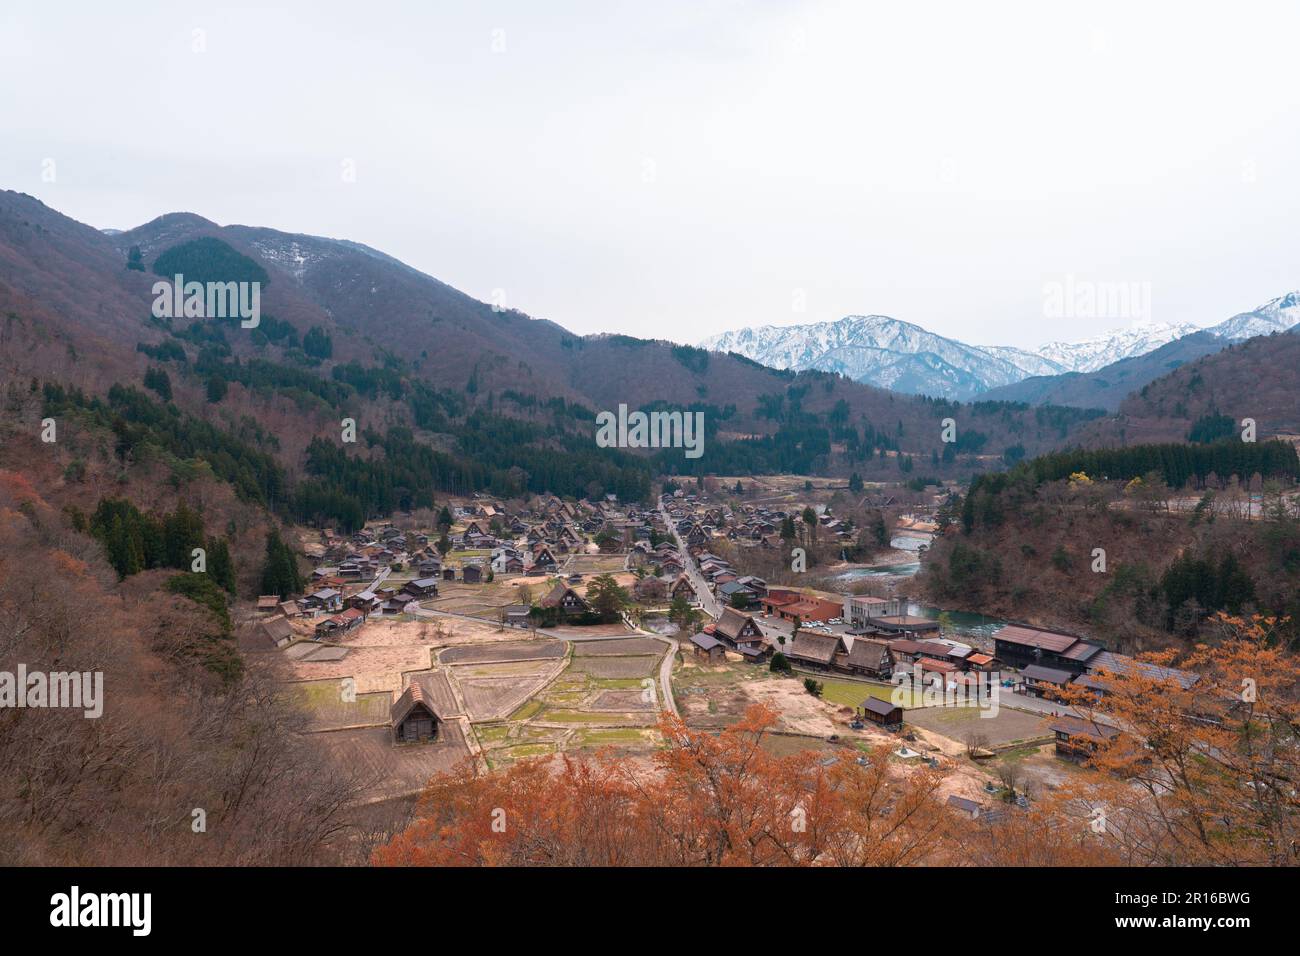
[
  {"left": 699, "top": 293, "right": 1300, "bottom": 402},
  {"left": 0, "top": 190, "right": 1100, "bottom": 491}
]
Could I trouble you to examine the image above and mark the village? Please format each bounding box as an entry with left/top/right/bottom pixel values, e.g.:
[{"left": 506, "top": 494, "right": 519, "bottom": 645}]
[{"left": 242, "top": 478, "right": 1210, "bottom": 823}]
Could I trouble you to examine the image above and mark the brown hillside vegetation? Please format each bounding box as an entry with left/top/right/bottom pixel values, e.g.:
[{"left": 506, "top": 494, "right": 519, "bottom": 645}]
[
  {"left": 1, "top": 190, "right": 1095, "bottom": 480},
  {"left": 920, "top": 473, "right": 1300, "bottom": 650},
  {"left": 0, "top": 473, "right": 366, "bottom": 865},
  {"left": 1088, "top": 331, "right": 1300, "bottom": 445}
]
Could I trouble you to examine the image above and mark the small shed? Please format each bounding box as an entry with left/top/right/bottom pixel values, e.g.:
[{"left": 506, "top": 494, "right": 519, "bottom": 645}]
[
  {"left": 690, "top": 632, "right": 726, "bottom": 663},
  {"left": 860, "top": 696, "right": 903, "bottom": 728},
  {"left": 259, "top": 617, "right": 295, "bottom": 649},
  {"left": 462, "top": 563, "right": 483, "bottom": 584},
  {"left": 946, "top": 795, "right": 983, "bottom": 819},
  {"left": 391, "top": 683, "right": 441, "bottom": 744}
]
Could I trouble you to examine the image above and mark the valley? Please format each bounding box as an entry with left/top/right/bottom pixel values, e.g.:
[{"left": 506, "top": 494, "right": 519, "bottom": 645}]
[{"left": 1, "top": 190, "right": 1298, "bottom": 870}]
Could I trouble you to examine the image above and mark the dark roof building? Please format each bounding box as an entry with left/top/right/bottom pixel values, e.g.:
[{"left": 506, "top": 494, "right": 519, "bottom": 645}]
[
  {"left": 391, "top": 683, "right": 442, "bottom": 744},
  {"left": 787, "top": 632, "right": 844, "bottom": 668},
  {"left": 860, "top": 696, "right": 903, "bottom": 727}
]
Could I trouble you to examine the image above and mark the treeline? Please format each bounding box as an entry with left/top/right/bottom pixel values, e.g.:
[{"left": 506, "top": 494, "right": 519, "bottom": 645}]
[
  {"left": 75, "top": 497, "right": 235, "bottom": 591},
  {"left": 295, "top": 414, "right": 653, "bottom": 531},
  {"left": 657, "top": 422, "right": 832, "bottom": 477},
  {"left": 151, "top": 237, "right": 269, "bottom": 286},
  {"left": 43, "top": 383, "right": 287, "bottom": 506},
  {"left": 1022, "top": 438, "right": 1298, "bottom": 489}
]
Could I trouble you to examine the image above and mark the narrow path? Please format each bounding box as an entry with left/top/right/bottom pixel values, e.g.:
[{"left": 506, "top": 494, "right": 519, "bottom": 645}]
[{"left": 659, "top": 501, "right": 720, "bottom": 619}]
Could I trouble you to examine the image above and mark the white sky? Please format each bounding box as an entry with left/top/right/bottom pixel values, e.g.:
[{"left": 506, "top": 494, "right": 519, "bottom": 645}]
[{"left": 2, "top": 0, "right": 1298, "bottom": 349}]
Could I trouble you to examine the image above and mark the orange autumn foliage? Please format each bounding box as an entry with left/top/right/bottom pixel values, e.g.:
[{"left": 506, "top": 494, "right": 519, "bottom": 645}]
[
  {"left": 1042, "top": 614, "right": 1300, "bottom": 866},
  {"left": 374, "top": 705, "right": 952, "bottom": 867}
]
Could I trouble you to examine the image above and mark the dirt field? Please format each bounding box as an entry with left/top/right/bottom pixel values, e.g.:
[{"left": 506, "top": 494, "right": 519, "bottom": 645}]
[
  {"left": 440, "top": 639, "right": 565, "bottom": 664},
  {"left": 574, "top": 637, "right": 664, "bottom": 656},
  {"left": 904, "top": 705, "right": 1055, "bottom": 754},
  {"left": 568, "top": 655, "right": 660, "bottom": 679},
  {"left": 318, "top": 723, "right": 471, "bottom": 801},
  {"left": 288, "top": 680, "right": 392, "bottom": 731},
  {"left": 565, "top": 553, "right": 629, "bottom": 574},
  {"left": 672, "top": 655, "right": 892, "bottom": 741}
]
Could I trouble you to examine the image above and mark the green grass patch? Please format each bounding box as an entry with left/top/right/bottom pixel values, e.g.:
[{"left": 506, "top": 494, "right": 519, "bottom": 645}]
[
  {"left": 814, "top": 679, "right": 916, "bottom": 710},
  {"left": 575, "top": 728, "right": 652, "bottom": 747},
  {"left": 541, "top": 709, "right": 623, "bottom": 724},
  {"left": 474, "top": 724, "right": 512, "bottom": 744},
  {"left": 508, "top": 699, "right": 544, "bottom": 721}
]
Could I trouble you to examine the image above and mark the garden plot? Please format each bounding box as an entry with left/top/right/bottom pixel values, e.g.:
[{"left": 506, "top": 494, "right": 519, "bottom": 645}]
[
  {"left": 568, "top": 654, "right": 659, "bottom": 680},
  {"left": 590, "top": 689, "right": 656, "bottom": 711},
  {"left": 318, "top": 723, "right": 471, "bottom": 801},
  {"left": 525, "top": 653, "right": 664, "bottom": 728},
  {"left": 448, "top": 658, "right": 567, "bottom": 721},
  {"left": 566, "top": 553, "right": 628, "bottom": 574},
  {"left": 904, "top": 705, "right": 1054, "bottom": 754},
  {"left": 574, "top": 637, "right": 664, "bottom": 657},
  {"left": 288, "top": 679, "right": 392, "bottom": 731},
  {"left": 440, "top": 639, "right": 565, "bottom": 664},
  {"left": 416, "top": 580, "right": 526, "bottom": 620}
]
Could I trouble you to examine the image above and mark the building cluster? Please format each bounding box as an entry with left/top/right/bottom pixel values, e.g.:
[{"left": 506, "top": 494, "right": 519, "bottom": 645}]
[{"left": 662, "top": 490, "right": 858, "bottom": 554}]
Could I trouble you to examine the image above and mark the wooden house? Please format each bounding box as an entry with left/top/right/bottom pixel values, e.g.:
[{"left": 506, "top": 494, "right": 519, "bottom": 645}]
[
  {"left": 258, "top": 617, "right": 294, "bottom": 649},
  {"left": 786, "top": 632, "right": 845, "bottom": 670},
  {"left": 314, "top": 607, "right": 365, "bottom": 640},
  {"left": 391, "top": 683, "right": 441, "bottom": 744},
  {"left": 1019, "top": 663, "right": 1075, "bottom": 698},
  {"left": 540, "top": 582, "right": 592, "bottom": 618},
  {"left": 403, "top": 577, "right": 441, "bottom": 598},
  {"left": 1049, "top": 715, "right": 1121, "bottom": 760},
  {"left": 711, "top": 607, "right": 767, "bottom": 657},
  {"left": 690, "top": 633, "right": 727, "bottom": 662},
  {"left": 860, "top": 696, "right": 903, "bottom": 728},
  {"left": 993, "top": 624, "right": 1102, "bottom": 675},
  {"left": 842, "top": 637, "right": 893, "bottom": 678}
]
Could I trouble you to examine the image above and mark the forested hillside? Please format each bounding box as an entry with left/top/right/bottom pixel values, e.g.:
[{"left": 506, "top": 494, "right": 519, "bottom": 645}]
[
  {"left": 1083, "top": 330, "right": 1300, "bottom": 445},
  {"left": 920, "top": 440, "right": 1300, "bottom": 649}
]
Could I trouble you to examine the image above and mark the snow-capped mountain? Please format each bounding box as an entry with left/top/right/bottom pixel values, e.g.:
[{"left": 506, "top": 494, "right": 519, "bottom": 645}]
[
  {"left": 699, "top": 315, "right": 1068, "bottom": 400},
  {"left": 1208, "top": 291, "right": 1300, "bottom": 341},
  {"left": 699, "top": 291, "right": 1300, "bottom": 400},
  {"left": 1035, "top": 322, "right": 1201, "bottom": 373}
]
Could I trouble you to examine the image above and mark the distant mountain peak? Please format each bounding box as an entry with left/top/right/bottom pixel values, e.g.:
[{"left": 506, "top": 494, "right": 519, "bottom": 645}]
[
  {"left": 698, "top": 288, "right": 1299, "bottom": 399},
  {"left": 1035, "top": 321, "right": 1203, "bottom": 373},
  {"left": 1209, "top": 290, "right": 1300, "bottom": 342},
  {"left": 699, "top": 314, "right": 1066, "bottom": 400}
]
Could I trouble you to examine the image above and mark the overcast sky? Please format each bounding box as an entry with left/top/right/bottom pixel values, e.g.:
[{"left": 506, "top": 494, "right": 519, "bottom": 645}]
[{"left": 3, "top": 0, "right": 1298, "bottom": 349}]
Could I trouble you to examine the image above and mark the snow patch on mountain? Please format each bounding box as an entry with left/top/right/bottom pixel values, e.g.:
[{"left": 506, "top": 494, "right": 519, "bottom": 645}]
[
  {"left": 1208, "top": 291, "right": 1300, "bottom": 341},
  {"left": 1034, "top": 322, "right": 1202, "bottom": 373},
  {"left": 700, "top": 315, "right": 1064, "bottom": 400},
  {"left": 699, "top": 291, "right": 1300, "bottom": 399}
]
